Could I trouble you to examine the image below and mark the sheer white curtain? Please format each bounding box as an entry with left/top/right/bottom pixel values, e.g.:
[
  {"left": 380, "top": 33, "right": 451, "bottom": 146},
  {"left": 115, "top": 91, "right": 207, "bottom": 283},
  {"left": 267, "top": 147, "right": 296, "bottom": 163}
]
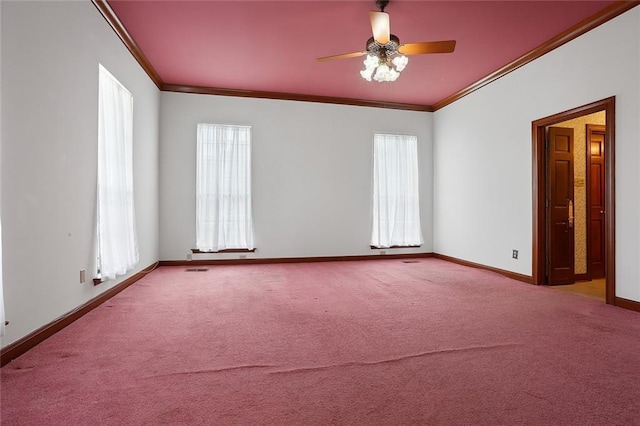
[
  {"left": 371, "top": 133, "right": 423, "bottom": 248},
  {"left": 196, "top": 123, "right": 254, "bottom": 251},
  {"left": 97, "top": 65, "right": 138, "bottom": 280}
]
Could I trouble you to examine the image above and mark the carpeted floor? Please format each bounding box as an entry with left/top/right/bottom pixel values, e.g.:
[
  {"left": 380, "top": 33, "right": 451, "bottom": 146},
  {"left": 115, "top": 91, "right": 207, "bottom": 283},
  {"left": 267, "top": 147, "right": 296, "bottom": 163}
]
[{"left": 2, "top": 258, "right": 639, "bottom": 425}]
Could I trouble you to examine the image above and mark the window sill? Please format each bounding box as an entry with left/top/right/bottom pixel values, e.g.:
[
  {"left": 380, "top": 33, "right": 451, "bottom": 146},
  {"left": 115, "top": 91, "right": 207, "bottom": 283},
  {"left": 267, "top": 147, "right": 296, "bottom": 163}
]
[
  {"left": 192, "top": 248, "right": 256, "bottom": 254},
  {"left": 370, "top": 245, "right": 422, "bottom": 250}
]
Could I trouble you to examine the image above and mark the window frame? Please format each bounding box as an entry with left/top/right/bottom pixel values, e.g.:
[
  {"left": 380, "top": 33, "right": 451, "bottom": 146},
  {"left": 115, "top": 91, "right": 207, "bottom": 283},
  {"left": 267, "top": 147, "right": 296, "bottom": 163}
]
[
  {"left": 370, "top": 132, "right": 423, "bottom": 249},
  {"left": 95, "top": 64, "right": 139, "bottom": 283},
  {"left": 195, "top": 123, "right": 255, "bottom": 253}
]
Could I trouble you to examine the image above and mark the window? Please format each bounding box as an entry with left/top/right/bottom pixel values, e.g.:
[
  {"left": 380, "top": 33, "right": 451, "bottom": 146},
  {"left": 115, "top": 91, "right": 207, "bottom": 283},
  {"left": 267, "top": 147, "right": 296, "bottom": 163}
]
[
  {"left": 196, "top": 123, "right": 254, "bottom": 252},
  {"left": 96, "top": 65, "right": 138, "bottom": 280},
  {"left": 371, "top": 133, "right": 423, "bottom": 248}
]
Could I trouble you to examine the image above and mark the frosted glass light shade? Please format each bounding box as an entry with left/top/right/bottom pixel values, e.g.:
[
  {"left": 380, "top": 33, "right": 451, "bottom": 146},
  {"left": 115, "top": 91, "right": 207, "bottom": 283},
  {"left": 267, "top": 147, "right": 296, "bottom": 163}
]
[
  {"left": 393, "top": 55, "right": 408, "bottom": 72},
  {"left": 361, "top": 54, "right": 407, "bottom": 82}
]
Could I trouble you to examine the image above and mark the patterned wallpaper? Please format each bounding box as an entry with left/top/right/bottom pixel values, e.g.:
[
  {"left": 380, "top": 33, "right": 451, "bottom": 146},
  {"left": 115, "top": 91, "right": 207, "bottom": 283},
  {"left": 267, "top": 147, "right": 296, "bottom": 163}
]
[{"left": 554, "top": 111, "right": 605, "bottom": 275}]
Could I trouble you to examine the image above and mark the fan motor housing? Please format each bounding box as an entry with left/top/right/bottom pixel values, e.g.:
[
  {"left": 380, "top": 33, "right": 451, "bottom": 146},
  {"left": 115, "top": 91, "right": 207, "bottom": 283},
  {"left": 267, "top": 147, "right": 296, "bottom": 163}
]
[{"left": 366, "top": 34, "right": 400, "bottom": 57}]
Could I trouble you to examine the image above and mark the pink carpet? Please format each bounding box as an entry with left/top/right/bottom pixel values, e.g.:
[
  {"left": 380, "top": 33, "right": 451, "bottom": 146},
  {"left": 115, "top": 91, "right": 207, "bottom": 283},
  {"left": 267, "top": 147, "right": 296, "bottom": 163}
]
[{"left": 2, "top": 258, "right": 640, "bottom": 425}]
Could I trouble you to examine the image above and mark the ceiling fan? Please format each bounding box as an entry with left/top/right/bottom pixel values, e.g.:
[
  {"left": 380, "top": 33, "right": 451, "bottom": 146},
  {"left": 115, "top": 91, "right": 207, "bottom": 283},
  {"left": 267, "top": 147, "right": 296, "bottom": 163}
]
[{"left": 318, "top": 0, "right": 456, "bottom": 82}]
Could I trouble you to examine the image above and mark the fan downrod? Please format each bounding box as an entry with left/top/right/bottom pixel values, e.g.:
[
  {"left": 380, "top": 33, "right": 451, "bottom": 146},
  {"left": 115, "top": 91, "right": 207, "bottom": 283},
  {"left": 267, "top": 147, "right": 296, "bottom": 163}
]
[{"left": 375, "top": 0, "right": 389, "bottom": 12}]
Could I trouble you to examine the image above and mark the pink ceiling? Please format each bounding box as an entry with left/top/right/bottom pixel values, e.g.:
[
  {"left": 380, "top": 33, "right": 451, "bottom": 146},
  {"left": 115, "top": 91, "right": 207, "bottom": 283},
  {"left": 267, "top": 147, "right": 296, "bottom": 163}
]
[{"left": 108, "top": 0, "right": 617, "bottom": 107}]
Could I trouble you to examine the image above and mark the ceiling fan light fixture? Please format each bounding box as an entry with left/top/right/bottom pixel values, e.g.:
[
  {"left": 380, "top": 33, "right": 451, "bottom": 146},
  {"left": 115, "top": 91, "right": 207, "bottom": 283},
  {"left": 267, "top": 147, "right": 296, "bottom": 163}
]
[
  {"left": 373, "top": 63, "right": 399, "bottom": 82},
  {"left": 361, "top": 53, "right": 406, "bottom": 82},
  {"left": 319, "top": 1, "right": 455, "bottom": 83}
]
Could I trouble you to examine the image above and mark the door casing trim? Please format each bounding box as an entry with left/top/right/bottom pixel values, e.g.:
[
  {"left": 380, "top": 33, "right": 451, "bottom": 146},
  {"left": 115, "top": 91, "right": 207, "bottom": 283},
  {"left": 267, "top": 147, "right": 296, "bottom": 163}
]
[{"left": 531, "top": 97, "right": 615, "bottom": 304}]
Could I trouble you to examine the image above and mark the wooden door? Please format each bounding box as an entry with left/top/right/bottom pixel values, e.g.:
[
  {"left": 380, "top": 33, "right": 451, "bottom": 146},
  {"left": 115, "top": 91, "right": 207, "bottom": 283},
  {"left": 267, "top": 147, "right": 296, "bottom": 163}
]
[
  {"left": 587, "top": 125, "right": 606, "bottom": 279},
  {"left": 547, "top": 127, "right": 575, "bottom": 285}
]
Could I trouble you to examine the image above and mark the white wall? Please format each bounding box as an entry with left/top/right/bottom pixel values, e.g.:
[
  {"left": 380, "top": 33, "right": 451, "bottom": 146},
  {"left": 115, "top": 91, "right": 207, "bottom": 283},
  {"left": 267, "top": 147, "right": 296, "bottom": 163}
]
[
  {"left": 160, "top": 93, "right": 433, "bottom": 260},
  {"left": 1, "top": 1, "right": 160, "bottom": 347},
  {"left": 434, "top": 7, "right": 640, "bottom": 301},
  {"left": 0, "top": 0, "right": 5, "bottom": 338}
]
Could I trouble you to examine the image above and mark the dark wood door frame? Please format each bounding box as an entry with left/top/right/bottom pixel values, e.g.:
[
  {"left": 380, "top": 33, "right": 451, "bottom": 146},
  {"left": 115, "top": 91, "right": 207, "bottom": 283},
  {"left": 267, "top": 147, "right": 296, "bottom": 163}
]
[{"left": 531, "top": 96, "right": 615, "bottom": 304}]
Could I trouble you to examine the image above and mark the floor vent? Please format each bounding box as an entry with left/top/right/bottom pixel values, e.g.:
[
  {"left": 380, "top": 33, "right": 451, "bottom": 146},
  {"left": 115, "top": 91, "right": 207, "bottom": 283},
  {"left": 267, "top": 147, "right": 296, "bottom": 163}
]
[
  {"left": 185, "top": 268, "right": 209, "bottom": 272},
  {"left": 402, "top": 260, "right": 420, "bottom": 264}
]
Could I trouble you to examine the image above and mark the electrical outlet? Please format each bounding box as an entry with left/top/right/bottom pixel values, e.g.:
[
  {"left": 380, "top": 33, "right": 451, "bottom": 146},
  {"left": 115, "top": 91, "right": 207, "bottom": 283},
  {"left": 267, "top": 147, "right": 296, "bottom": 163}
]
[
  {"left": 239, "top": 254, "right": 247, "bottom": 260},
  {"left": 380, "top": 250, "right": 387, "bottom": 255},
  {"left": 80, "top": 270, "right": 86, "bottom": 283},
  {"left": 187, "top": 253, "right": 192, "bottom": 261},
  {"left": 512, "top": 250, "right": 519, "bottom": 259}
]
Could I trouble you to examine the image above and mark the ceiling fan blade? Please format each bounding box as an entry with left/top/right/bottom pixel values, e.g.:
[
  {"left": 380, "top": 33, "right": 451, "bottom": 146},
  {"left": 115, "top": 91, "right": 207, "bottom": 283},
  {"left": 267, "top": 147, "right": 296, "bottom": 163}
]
[
  {"left": 317, "top": 51, "right": 367, "bottom": 62},
  {"left": 369, "top": 11, "right": 390, "bottom": 45},
  {"left": 398, "top": 40, "right": 456, "bottom": 55}
]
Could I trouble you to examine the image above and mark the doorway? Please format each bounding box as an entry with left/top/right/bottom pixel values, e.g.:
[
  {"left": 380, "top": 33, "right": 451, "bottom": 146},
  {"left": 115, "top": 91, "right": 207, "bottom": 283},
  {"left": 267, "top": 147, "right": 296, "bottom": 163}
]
[{"left": 531, "top": 97, "right": 615, "bottom": 304}]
